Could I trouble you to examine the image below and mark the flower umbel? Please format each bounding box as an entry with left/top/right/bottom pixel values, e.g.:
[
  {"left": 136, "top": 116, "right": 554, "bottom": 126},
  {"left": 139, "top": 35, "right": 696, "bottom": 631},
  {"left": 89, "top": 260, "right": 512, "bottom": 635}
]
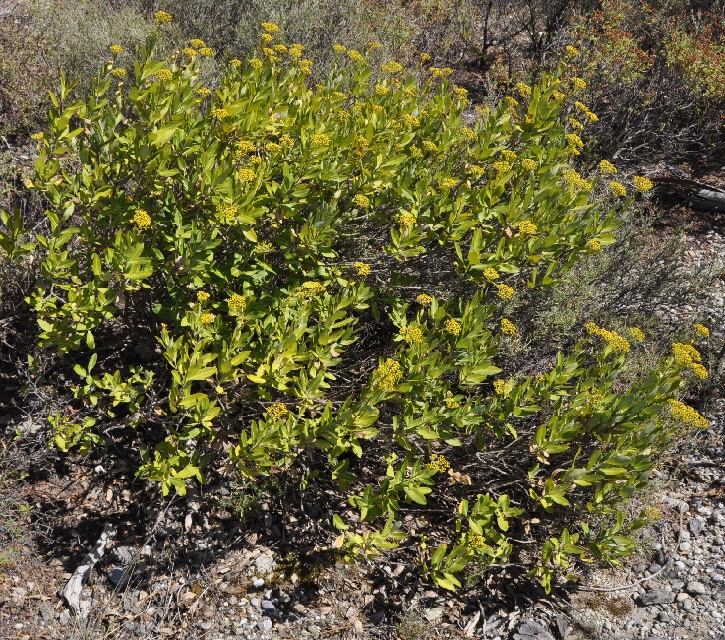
[
  {"left": 417, "top": 293, "right": 433, "bottom": 306},
  {"left": 693, "top": 323, "right": 710, "bottom": 338},
  {"left": 375, "top": 358, "right": 403, "bottom": 391},
  {"left": 133, "top": 209, "right": 151, "bottom": 229},
  {"left": 428, "top": 454, "right": 450, "bottom": 473}
]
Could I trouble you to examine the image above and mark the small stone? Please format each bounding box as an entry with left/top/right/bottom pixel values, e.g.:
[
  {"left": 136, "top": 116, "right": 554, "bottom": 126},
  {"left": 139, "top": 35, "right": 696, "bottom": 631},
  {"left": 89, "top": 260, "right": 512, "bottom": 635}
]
[
  {"left": 59, "top": 610, "right": 70, "bottom": 626},
  {"left": 649, "top": 563, "right": 662, "bottom": 574},
  {"left": 254, "top": 554, "right": 274, "bottom": 574},
  {"left": 39, "top": 604, "right": 56, "bottom": 623},
  {"left": 640, "top": 590, "right": 675, "bottom": 606},
  {"left": 671, "top": 580, "right": 685, "bottom": 590},
  {"left": 108, "top": 567, "right": 129, "bottom": 587},
  {"left": 686, "top": 581, "right": 706, "bottom": 596},
  {"left": 680, "top": 541, "right": 692, "bottom": 553},
  {"left": 633, "top": 562, "right": 647, "bottom": 574},
  {"left": 293, "top": 603, "right": 306, "bottom": 614},
  {"left": 690, "top": 517, "right": 705, "bottom": 537},
  {"left": 197, "top": 621, "right": 213, "bottom": 630},
  {"left": 251, "top": 598, "right": 261, "bottom": 607},
  {"left": 657, "top": 612, "right": 671, "bottom": 623},
  {"left": 261, "top": 600, "right": 274, "bottom": 610},
  {"left": 253, "top": 578, "right": 265, "bottom": 588},
  {"left": 258, "top": 617, "right": 273, "bottom": 632},
  {"left": 228, "top": 595, "right": 238, "bottom": 605}
]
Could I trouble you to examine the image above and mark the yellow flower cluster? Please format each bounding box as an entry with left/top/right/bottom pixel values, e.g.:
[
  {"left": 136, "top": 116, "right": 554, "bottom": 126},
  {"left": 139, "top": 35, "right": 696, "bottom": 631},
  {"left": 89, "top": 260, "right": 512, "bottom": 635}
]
[
  {"left": 609, "top": 181, "right": 627, "bottom": 197},
  {"left": 299, "top": 59, "right": 313, "bottom": 75},
  {"left": 420, "top": 53, "right": 432, "bottom": 63},
  {"left": 444, "top": 318, "right": 462, "bottom": 336},
  {"left": 501, "top": 318, "right": 516, "bottom": 335},
  {"left": 460, "top": 126, "right": 475, "bottom": 141},
  {"left": 299, "top": 281, "right": 326, "bottom": 297},
  {"left": 382, "top": 61, "right": 403, "bottom": 74},
  {"left": 200, "top": 313, "right": 215, "bottom": 325},
  {"left": 444, "top": 394, "right": 460, "bottom": 409},
  {"left": 403, "top": 114, "right": 420, "bottom": 128},
  {"left": 517, "top": 221, "right": 537, "bottom": 235},
  {"left": 417, "top": 293, "right": 433, "bottom": 306},
  {"left": 30, "top": 133, "right": 44, "bottom": 141},
  {"left": 154, "top": 11, "right": 172, "bottom": 23},
  {"left": 569, "top": 117, "right": 584, "bottom": 130},
  {"left": 565, "top": 133, "right": 584, "bottom": 149},
  {"left": 190, "top": 38, "right": 206, "bottom": 49},
  {"left": 430, "top": 67, "right": 453, "bottom": 78},
  {"left": 468, "top": 534, "right": 486, "bottom": 548},
  {"left": 493, "top": 379, "right": 511, "bottom": 396},
  {"left": 505, "top": 96, "right": 519, "bottom": 107},
  {"left": 399, "top": 212, "right": 417, "bottom": 227},
  {"left": 237, "top": 168, "right": 256, "bottom": 182},
  {"left": 422, "top": 141, "right": 438, "bottom": 152},
  {"left": 441, "top": 178, "right": 460, "bottom": 189},
  {"left": 267, "top": 403, "right": 288, "bottom": 420},
  {"left": 133, "top": 209, "right": 151, "bottom": 229},
  {"left": 289, "top": 44, "right": 304, "bottom": 59},
  {"left": 454, "top": 87, "right": 469, "bottom": 99},
  {"left": 566, "top": 45, "right": 580, "bottom": 57},
  {"left": 199, "top": 47, "right": 214, "bottom": 57},
  {"left": 249, "top": 58, "right": 264, "bottom": 70},
  {"left": 584, "top": 322, "right": 630, "bottom": 354},
  {"left": 500, "top": 150, "right": 517, "bottom": 161},
  {"left": 587, "top": 239, "right": 601, "bottom": 251},
  {"left": 353, "top": 262, "right": 371, "bottom": 276},
  {"left": 599, "top": 160, "right": 617, "bottom": 174},
  {"left": 469, "top": 164, "right": 485, "bottom": 177},
  {"left": 668, "top": 399, "right": 708, "bottom": 429},
  {"left": 155, "top": 69, "right": 173, "bottom": 81},
  {"left": 261, "top": 21, "right": 280, "bottom": 33},
  {"left": 184, "top": 48, "right": 197, "bottom": 58},
  {"left": 333, "top": 44, "right": 347, "bottom": 54},
  {"left": 633, "top": 176, "right": 653, "bottom": 192},
  {"left": 672, "top": 342, "right": 701, "bottom": 366},
  {"left": 261, "top": 33, "right": 274, "bottom": 44},
  {"left": 368, "top": 41, "right": 381, "bottom": 50},
  {"left": 521, "top": 159, "right": 538, "bottom": 171},
  {"left": 109, "top": 45, "right": 123, "bottom": 55},
  {"left": 571, "top": 77, "right": 587, "bottom": 90},
  {"left": 254, "top": 241, "right": 273, "bottom": 253},
  {"left": 428, "top": 454, "right": 450, "bottom": 473},
  {"left": 196, "top": 291, "right": 210, "bottom": 302},
  {"left": 483, "top": 267, "right": 499, "bottom": 281},
  {"left": 356, "top": 135, "right": 369, "bottom": 149},
  {"left": 496, "top": 284, "right": 514, "bottom": 299},
  {"left": 280, "top": 134, "right": 294, "bottom": 147},
  {"left": 630, "top": 327, "right": 645, "bottom": 341},
  {"left": 562, "top": 168, "right": 591, "bottom": 190},
  {"left": 236, "top": 140, "right": 256, "bottom": 155},
  {"left": 333, "top": 91, "right": 348, "bottom": 100},
  {"left": 111, "top": 68, "right": 126, "bottom": 78},
  {"left": 693, "top": 323, "right": 710, "bottom": 338},
  {"left": 400, "top": 326, "right": 424, "bottom": 344},
  {"left": 691, "top": 364, "right": 708, "bottom": 379},
  {"left": 216, "top": 203, "right": 238, "bottom": 220},
  {"left": 492, "top": 161, "right": 511, "bottom": 174},
  {"left": 376, "top": 358, "right": 403, "bottom": 390},
  {"left": 227, "top": 293, "right": 247, "bottom": 309},
  {"left": 274, "top": 44, "right": 287, "bottom": 54},
  {"left": 266, "top": 142, "right": 281, "bottom": 153},
  {"left": 196, "top": 87, "right": 212, "bottom": 98},
  {"left": 352, "top": 194, "right": 370, "bottom": 209},
  {"left": 371, "top": 105, "right": 384, "bottom": 115},
  {"left": 348, "top": 49, "right": 363, "bottom": 63},
  {"left": 310, "top": 133, "right": 330, "bottom": 147},
  {"left": 211, "top": 108, "right": 228, "bottom": 119},
  {"left": 516, "top": 82, "right": 532, "bottom": 96}
]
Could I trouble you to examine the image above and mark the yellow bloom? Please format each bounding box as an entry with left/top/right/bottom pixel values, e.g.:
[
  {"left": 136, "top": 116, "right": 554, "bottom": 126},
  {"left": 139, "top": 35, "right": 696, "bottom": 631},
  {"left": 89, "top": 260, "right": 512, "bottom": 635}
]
[
  {"left": 199, "top": 47, "right": 214, "bottom": 58},
  {"left": 267, "top": 403, "right": 288, "bottom": 420},
  {"left": 599, "top": 160, "right": 617, "bottom": 174},
  {"left": 333, "top": 44, "right": 347, "bottom": 54},
  {"left": 633, "top": 176, "right": 653, "bottom": 192},
  {"left": 672, "top": 342, "right": 701, "bottom": 366},
  {"left": 254, "top": 241, "right": 273, "bottom": 253},
  {"left": 382, "top": 61, "right": 404, "bottom": 74},
  {"left": 196, "top": 291, "right": 210, "bottom": 302},
  {"left": 496, "top": 284, "right": 514, "bottom": 299},
  {"left": 229, "top": 59, "right": 242, "bottom": 68},
  {"left": 468, "top": 534, "right": 486, "bottom": 548},
  {"left": 516, "top": 82, "right": 532, "bottom": 96},
  {"left": 280, "top": 134, "right": 295, "bottom": 147},
  {"left": 353, "top": 262, "right": 371, "bottom": 276},
  {"left": 517, "top": 221, "right": 537, "bottom": 235},
  {"left": 235, "top": 140, "right": 256, "bottom": 154},
  {"left": 237, "top": 168, "right": 256, "bottom": 182},
  {"left": 420, "top": 53, "right": 432, "bottom": 63},
  {"left": 183, "top": 48, "right": 197, "bottom": 58},
  {"left": 200, "top": 313, "right": 215, "bottom": 325},
  {"left": 422, "top": 141, "right": 438, "bottom": 153},
  {"left": 133, "top": 209, "right": 151, "bottom": 229},
  {"left": 521, "top": 159, "right": 538, "bottom": 171},
  {"left": 155, "top": 69, "right": 173, "bottom": 81},
  {"left": 190, "top": 38, "right": 206, "bottom": 49},
  {"left": 196, "top": 87, "right": 212, "bottom": 98},
  {"left": 493, "top": 379, "right": 511, "bottom": 396},
  {"left": 352, "top": 194, "right": 370, "bottom": 209},
  {"left": 289, "top": 44, "right": 304, "bottom": 58},
  {"left": 375, "top": 358, "right": 403, "bottom": 391},
  {"left": 430, "top": 67, "right": 453, "bottom": 78},
  {"left": 154, "top": 11, "right": 172, "bottom": 24},
  {"left": 249, "top": 58, "right": 264, "bottom": 70},
  {"left": 375, "top": 84, "right": 389, "bottom": 96},
  {"left": 261, "top": 33, "right": 274, "bottom": 44},
  {"left": 585, "top": 322, "right": 630, "bottom": 354},
  {"left": 609, "top": 181, "right": 627, "bottom": 197},
  {"left": 501, "top": 150, "right": 517, "bottom": 161},
  {"left": 691, "top": 363, "right": 708, "bottom": 379},
  {"left": 400, "top": 326, "right": 424, "bottom": 344},
  {"left": 505, "top": 96, "right": 519, "bottom": 107},
  {"left": 410, "top": 146, "right": 423, "bottom": 159},
  {"left": 566, "top": 45, "right": 580, "bottom": 57},
  {"left": 585, "top": 110, "right": 598, "bottom": 122},
  {"left": 274, "top": 44, "right": 288, "bottom": 54},
  {"left": 399, "top": 212, "right": 417, "bottom": 227},
  {"left": 483, "top": 267, "right": 499, "bottom": 282},
  {"left": 500, "top": 319, "right": 516, "bottom": 336},
  {"left": 265, "top": 142, "right": 281, "bottom": 153},
  {"left": 587, "top": 239, "right": 601, "bottom": 251},
  {"left": 454, "top": 86, "right": 469, "bottom": 98},
  {"left": 30, "top": 133, "right": 44, "bottom": 141},
  {"left": 441, "top": 177, "right": 460, "bottom": 189},
  {"left": 565, "top": 133, "right": 584, "bottom": 149},
  {"left": 333, "top": 91, "right": 348, "bottom": 100},
  {"left": 468, "top": 164, "right": 485, "bottom": 177},
  {"left": 299, "top": 281, "right": 326, "bottom": 297},
  {"left": 668, "top": 399, "right": 708, "bottom": 428},
  {"left": 216, "top": 202, "right": 238, "bottom": 220},
  {"left": 630, "top": 327, "right": 645, "bottom": 341},
  {"left": 571, "top": 77, "right": 586, "bottom": 90},
  {"left": 310, "top": 133, "right": 331, "bottom": 147},
  {"left": 367, "top": 41, "right": 382, "bottom": 50},
  {"left": 417, "top": 293, "right": 433, "bottom": 306},
  {"left": 402, "top": 114, "right": 420, "bottom": 128},
  {"left": 261, "top": 21, "right": 280, "bottom": 33},
  {"left": 460, "top": 126, "right": 475, "bottom": 141},
  {"left": 347, "top": 49, "right": 363, "bottom": 63},
  {"left": 492, "top": 161, "right": 511, "bottom": 174},
  {"left": 693, "top": 323, "right": 710, "bottom": 338},
  {"left": 109, "top": 45, "right": 123, "bottom": 55},
  {"left": 250, "top": 156, "right": 262, "bottom": 164},
  {"left": 227, "top": 293, "right": 247, "bottom": 309},
  {"left": 110, "top": 68, "right": 126, "bottom": 78},
  {"left": 569, "top": 117, "right": 584, "bottom": 130},
  {"left": 211, "top": 108, "right": 228, "bottom": 119},
  {"left": 428, "top": 453, "right": 450, "bottom": 473},
  {"left": 444, "top": 318, "right": 461, "bottom": 336},
  {"left": 444, "top": 394, "right": 460, "bottom": 409}
]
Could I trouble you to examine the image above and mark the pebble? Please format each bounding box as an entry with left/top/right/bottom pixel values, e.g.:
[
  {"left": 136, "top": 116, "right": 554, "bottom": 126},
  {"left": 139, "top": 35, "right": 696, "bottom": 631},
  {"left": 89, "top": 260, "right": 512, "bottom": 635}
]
[
  {"left": 680, "top": 541, "right": 692, "bottom": 553},
  {"left": 258, "top": 617, "right": 273, "bottom": 632},
  {"left": 686, "top": 581, "right": 707, "bottom": 596},
  {"left": 640, "top": 590, "right": 675, "bottom": 606}
]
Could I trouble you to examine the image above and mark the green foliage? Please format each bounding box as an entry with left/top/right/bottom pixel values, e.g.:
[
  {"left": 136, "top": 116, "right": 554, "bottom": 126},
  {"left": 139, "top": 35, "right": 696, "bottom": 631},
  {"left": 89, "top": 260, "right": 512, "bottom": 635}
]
[{"left": 13, "top": 24, "right": 708, "bottom": 592}]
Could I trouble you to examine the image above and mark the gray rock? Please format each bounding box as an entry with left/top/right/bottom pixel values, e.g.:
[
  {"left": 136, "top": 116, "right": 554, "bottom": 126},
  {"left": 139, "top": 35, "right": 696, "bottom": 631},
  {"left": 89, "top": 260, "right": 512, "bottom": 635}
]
[
  {"left": 633, "top": 562, "right": 647, "bottom": 574},
  {"left": 690, "top": 517, "right": 705, "bottom": 537},
  {"left": 39, "top": 604, "right": 56, "bottom": 623},
  {"left": 657, "top": 611, "right": 671, "bottom": 623},
  {"left": 108, "top": 567, "right": 129, "bottom": 588},
  {"left": 197, "top": 621, "right": 213, "bottom": 630},
  {"left": 253, "top": 578, "right": 265, "bottom": 588},
  {"left": 649, "top": 563, "right": 662, "bottom": 574},
  {"left": 257, "top": 617, "right": 273, "bottom": 632},
  {"left": 671, "top": 580, "right": 685, "bottom": 590},
  {"left": 254, "top": 553, "right": 274, "bottom": 574},
  {"left": 686, "top": 581, "right": 707, "bottom": 595},
  {"left": 513, "top": 620, "right": 554, "bottom": 640},
  {"left": 680, "top": 541, "right": 692, "bottom": 553},
  {"left": 59, "top": 610, "right": 70, "bottom": 626},
  {"left": 111, "top": 546, "right": 137, "bottom": 565},
  {"left": 261, "top": 600, "right": 274, "bottom": 610},
  {"left": 640, "top": 590, "right": 676, "bottom": 606}
]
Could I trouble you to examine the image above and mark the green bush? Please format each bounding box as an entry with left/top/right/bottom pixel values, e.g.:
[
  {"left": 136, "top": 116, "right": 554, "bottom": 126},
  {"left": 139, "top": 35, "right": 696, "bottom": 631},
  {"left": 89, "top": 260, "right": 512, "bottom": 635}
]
[{"left": 10, "top": 21, "right": 711, "bottom": 592}]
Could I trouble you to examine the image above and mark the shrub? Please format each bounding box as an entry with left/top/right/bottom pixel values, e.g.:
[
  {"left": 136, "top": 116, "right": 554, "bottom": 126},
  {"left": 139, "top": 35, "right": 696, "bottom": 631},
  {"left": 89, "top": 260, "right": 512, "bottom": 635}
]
[{"left": 12, "top": 22, "right": 709, "bottom": 592}]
